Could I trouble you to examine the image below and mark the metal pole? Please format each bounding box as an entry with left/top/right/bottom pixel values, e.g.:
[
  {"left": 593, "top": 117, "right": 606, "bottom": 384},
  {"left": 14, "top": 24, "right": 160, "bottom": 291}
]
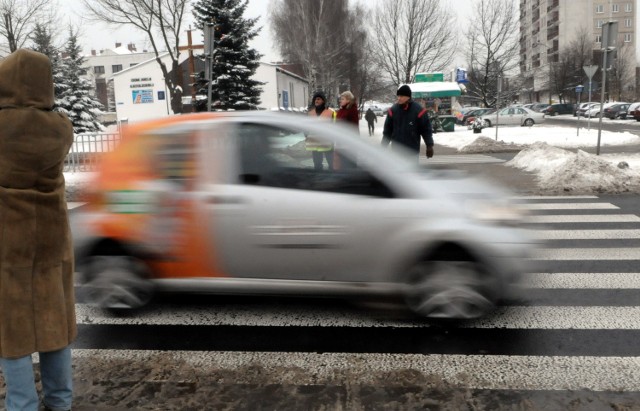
[
  {"left": 576, "top": 90, "right": 581, "bottom": 136},
  {"left": 495, "top": 76, "right": 500, "bottom": 141},
  {"left": 587, "top": 82, "right": 592, "bottom": 131},
  {"left": 205, "top": 22, "right": 215, "bottom": 112},
  {"left": 596, "top": 48, "right": 607, "bottom": 155}
]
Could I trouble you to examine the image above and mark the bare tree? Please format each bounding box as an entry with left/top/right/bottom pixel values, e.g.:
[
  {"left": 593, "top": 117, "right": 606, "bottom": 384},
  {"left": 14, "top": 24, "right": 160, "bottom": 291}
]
[
  {"left": 372, "top": 0, "right": 457, "bottom": 87},
  {"left": 607, "top": 44, "right": 635, "bottom": 102},
  {"left": 0, "top": 0, "right": 54, "bottom": 54},
  {"left": 269, "top": 0, "right": 354, "bottom": 104},
  {"left": 464, "top": 0, "right": 519, "bottom": 108},
  {"left": 81, "top": 0, "right": 188, "bottom": 114}
]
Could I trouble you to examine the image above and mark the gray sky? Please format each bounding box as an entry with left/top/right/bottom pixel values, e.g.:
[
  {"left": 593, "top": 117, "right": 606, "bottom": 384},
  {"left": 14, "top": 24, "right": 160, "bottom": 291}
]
[{"left": 61, "top": 0, "right": 473, "bottom": 65}]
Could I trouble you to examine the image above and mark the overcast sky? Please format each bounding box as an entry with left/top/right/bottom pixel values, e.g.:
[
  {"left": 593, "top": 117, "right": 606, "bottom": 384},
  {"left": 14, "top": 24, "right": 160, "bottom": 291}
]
[{"left": 60, "top": 0, "right": 473, "bottom": 66}]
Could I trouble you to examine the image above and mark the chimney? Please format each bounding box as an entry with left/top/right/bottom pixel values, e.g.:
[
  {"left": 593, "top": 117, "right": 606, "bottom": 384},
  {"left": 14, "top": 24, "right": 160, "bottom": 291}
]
[
  {"left": 115, "top": 42, "right": 122, "bottom": 48},
  {"left": 91, "top": 49, "right": 96, "bottom": 56},
  {"left": 127, "top": 43, "right": 137, "bottom": 52}
]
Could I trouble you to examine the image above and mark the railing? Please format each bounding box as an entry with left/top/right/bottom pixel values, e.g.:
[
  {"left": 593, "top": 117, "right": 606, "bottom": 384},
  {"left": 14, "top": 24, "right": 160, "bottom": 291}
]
[{"left": 65, "top": 132, "right": 121, "bottom": 172}]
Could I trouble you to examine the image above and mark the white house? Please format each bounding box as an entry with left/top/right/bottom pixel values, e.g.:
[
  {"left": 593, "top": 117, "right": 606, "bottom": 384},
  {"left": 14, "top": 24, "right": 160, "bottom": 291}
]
[
  {"left": 110, "top": 52, "right": 185, "bottom": 124},
  {"left": 110, "top": 57, "right": 309, "bottom": 123}
]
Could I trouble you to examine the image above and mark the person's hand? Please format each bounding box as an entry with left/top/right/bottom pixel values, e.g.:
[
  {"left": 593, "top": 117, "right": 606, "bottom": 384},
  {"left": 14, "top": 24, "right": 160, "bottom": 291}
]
[{"left": 426, "top": 146, "right": 434, "bottom": 158}]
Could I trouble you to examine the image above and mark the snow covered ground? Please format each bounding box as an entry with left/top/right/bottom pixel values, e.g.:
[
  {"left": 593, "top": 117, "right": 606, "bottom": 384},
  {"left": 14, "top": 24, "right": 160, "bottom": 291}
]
[{"left": 63, "top": 119, "right": 640, "bottom": 198}]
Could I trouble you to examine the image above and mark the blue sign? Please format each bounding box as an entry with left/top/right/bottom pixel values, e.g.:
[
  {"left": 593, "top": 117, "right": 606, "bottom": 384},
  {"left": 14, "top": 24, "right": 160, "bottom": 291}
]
[
  {"left": 157, "top": 91, "right": 166, "bottom": 100},
  {"left": 575, "top": 85, "right": 584, "bottom": 93},
  {"left": 282, "top": 90, "right": 289, "bottom": 109},
  {"left": 455, "top": 68, "right": 468, "bottom": 84}
]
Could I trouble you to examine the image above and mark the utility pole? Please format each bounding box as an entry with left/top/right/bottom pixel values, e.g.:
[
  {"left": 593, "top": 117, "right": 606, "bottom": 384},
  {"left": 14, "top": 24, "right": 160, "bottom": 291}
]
[
  {"left": 597, "top": 21, "right": 618, "bottom": 155},
  {"left": 204, "top": 21, "right": 216, "bottom": 112}
]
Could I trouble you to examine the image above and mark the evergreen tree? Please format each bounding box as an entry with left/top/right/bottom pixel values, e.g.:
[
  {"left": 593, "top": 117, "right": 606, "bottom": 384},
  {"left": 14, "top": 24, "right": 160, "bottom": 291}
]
[
  {"left": 193, "top": 0, "right": 263, "bottom": 111},
  {"left": 55, "top": 29, "right": 104, "bottom": 133},
  {"left": 30, "top": 23, "right": 65, "bottom": 99}
]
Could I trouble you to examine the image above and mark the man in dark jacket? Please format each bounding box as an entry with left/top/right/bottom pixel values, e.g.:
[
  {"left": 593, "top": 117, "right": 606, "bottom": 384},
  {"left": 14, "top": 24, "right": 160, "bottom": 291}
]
[
  {"left": 364, "top": 107, "right": 377, "bottom": 136},
  {"left": 381, "top": 85, "right": 434, "bottom": 159}
]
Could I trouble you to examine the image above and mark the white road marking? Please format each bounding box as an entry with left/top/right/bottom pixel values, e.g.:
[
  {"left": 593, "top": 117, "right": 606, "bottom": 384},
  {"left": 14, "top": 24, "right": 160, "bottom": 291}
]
[
  {"left": 512, "top": 195, "right": 599, "bottom": 200},
  {"left": 533, "top": 229, "right": 640, "bottom": 240},
  {"left": 534, "top": 248, "right": 640, "bottom": 260},
  {"left": 527, "top": 214, "right": 640, "bottom": 223},
  {"left": 522, "top": 203, "right": 619, "bottom": 210},
  {"left": 523, "top": 272, "right": 640, "bottom": 289},
  {"left": 70, "top": 349, "right": 640, "bottom": 392}
]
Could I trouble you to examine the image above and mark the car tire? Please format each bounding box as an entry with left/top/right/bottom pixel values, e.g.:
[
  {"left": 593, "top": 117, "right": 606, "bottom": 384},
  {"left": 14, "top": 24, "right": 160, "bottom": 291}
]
[
  {"left": 523, "top": 118, "right": 534, "bottom": 127},
  {"left": 80, "top": 255, "right": 154, "bottom": 311},
  {"left": 483, "top": 119, "right": 491, "bottom": 127},
  {"left": 403, "top": 260, "right": 496, "bottom": 319}
]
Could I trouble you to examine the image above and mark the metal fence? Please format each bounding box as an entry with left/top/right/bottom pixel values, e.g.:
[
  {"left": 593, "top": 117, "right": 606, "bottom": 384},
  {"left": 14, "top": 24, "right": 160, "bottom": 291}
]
[{"left": 65, "top": 132, "right": 121, "bottom": 172}]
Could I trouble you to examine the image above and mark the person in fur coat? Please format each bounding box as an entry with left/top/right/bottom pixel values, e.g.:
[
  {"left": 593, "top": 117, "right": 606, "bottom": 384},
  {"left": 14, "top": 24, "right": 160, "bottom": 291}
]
[{"left": 0, "top": 49, "right": 76, "bottom": 411}]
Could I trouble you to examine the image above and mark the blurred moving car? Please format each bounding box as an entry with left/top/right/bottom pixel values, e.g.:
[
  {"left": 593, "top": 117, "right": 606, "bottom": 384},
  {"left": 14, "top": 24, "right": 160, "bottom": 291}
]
[
  {"left": 461, "top": 108, "right": 495, "bottom": 126},
  {"left": 603, "top": 102, "right": 631, "bottom": 119},
  {"left": 479, "top": 107, "right": 545, "bottom": 127},
  {"left": 542, "top": 103, "right": 575, "bottom": 116},
  {"left": 70, "top": 112, "right": 537, "bottom": 320}
]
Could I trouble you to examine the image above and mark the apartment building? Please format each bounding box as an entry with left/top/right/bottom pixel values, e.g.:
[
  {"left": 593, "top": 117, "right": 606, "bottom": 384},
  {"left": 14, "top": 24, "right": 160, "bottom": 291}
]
[{"left": 519, "top": 0, "right": 638, "bottom": 103}]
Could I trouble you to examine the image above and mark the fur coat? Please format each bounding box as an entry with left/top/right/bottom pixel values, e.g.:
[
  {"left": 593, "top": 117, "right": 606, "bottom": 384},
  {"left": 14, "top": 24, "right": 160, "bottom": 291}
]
[{"left": 0, "top": 49, "right": 76, "bottom": 358}]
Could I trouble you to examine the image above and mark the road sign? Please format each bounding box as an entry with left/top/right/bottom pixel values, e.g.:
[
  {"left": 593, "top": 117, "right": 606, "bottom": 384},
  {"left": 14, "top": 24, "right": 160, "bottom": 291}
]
[
  {"left": 583, "top": 65, "right": 598, "bottom": 79},
  {"left": 575, "top": 85, "right": 584, "bottom": 93}
]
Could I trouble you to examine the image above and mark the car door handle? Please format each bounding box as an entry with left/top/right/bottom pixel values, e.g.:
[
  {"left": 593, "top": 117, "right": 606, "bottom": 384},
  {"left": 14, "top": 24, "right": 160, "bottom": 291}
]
[{"left": 203, "top": 195, "right": 246, "bottom": 205}]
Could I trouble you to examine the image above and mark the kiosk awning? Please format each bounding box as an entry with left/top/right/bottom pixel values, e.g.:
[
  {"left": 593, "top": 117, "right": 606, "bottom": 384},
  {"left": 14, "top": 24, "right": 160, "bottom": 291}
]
[{"left": 408, "top": 81, "right": 462, "bottom": 98}]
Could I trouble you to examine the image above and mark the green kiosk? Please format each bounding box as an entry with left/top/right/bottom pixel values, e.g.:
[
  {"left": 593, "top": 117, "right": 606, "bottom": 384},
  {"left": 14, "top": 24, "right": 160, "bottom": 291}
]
[{"left": 408, "top": 73, "right": 462, "bottom": 132}]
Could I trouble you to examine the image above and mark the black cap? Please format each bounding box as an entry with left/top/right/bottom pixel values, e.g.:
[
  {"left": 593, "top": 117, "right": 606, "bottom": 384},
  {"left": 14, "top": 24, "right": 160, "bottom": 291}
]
[
  {"left": 397, "top": 85, "right": 412, "bottom": 97},
  {"left": 312, "top": 91, "right": 326, "bottom": 103}
]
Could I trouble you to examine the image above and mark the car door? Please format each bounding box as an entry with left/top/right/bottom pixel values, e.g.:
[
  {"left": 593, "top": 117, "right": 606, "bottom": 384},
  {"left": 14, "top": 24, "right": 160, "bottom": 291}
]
[
  {"left": 206, "top": 121, "right": 403, "bottom": 282},
  {"left": 499, "top": 108, "right": 516, "bottom": 125}
]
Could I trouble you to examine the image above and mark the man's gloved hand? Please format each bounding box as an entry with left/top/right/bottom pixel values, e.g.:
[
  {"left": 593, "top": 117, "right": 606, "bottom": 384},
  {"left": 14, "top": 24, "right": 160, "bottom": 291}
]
[{"left": 426, "top": 146, "right": 434, "bottom": 158}]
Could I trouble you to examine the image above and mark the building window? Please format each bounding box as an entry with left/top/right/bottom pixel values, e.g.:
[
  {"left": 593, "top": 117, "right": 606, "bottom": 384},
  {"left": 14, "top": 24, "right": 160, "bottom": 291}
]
[
  {"left": 612, "top": 4, "right": 619, "bottom": 12},
  {"left": 625, "top": 18, "right": 632, "bottom": 27},
  {"left": 624, "top": 33, "right": 632, "bottom": 42},
  {"left": 112, "top": 64, "right": 123, "bottom": 73},
  {"left": 595, "top": 34, "right": 602, "bottom": 43},
  {"left": 595, "top": 4, "right": 604, "bottom": 13},
  {"left": 130, "top": 63, "right": 138, "bottom": 67},
  {"left": 626, "top": 3, "right": 632, "bottom": 12},
  {"left": 597, "top": 20, "right": 604, "bottom": 28},
  {"left": 94, "top": 66, "right": 105, "bottom": 74}
]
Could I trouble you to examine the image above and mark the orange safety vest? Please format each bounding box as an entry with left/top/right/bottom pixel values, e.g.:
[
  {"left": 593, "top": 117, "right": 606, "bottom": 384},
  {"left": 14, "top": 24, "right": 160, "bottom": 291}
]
[{"left": 306, "top": 107, "right": 336, "bottom": 151}]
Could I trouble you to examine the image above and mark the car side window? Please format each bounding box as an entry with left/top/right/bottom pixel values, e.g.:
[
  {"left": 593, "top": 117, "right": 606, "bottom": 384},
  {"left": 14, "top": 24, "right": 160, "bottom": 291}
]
[{"left": 235, "top": 123, "right": 394, "bottom": 198}]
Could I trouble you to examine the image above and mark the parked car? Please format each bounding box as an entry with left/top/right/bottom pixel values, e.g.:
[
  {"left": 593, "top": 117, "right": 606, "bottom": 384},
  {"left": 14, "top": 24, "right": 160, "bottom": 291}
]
[
  {"left": 455, "top": 106, "right": 481, "bottom": 124},
  {"left": 530, "top": 103, "right": 550, "bottom": 112},
  {"left": 461, "top": 108, "right": 495, "bottom": 126},
  {"left": 584, "top": 102, "right": 618, "bottom": 118},
  {"left": 628, "top": 102, "right": 640, "bottom": 121},
  {"left": 602, "top": 103, "right": 631, "bottom": 119},
  {"left": 575, "top": 102, "right": 598, "bottom": 117},
  {"left": 542, "top": 103, "right": 575, "bottom": 116},
  {"left": 364, "top": 105, "right": 384, "bottom": 117},
  {"left": 479, "top": 106, "right": 545, "bottom": 127},
  {"left": 70, "top": 112, "right": 537, "bottom": 320}
]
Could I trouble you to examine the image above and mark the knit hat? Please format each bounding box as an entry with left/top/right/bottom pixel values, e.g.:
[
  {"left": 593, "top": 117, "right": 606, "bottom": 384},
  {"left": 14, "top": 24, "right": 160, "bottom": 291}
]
[
  {"left": 397, "top": 85, "right": 412, "bottom": 97},
  {"left": 312, "top": 91, "right": 326, "bottom": 103}
]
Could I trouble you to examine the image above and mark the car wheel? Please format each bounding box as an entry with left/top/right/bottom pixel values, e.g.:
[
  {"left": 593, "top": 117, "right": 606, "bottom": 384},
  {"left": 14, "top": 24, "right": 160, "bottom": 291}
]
[
  {"left": 80, "top": 255, "right": 154, "bottom": 311},
  {"left": 483, "top": 119, "right": 491, "bottom": 127},
  {"left": 403, "top": 260, "right": 496, "bottom": 319},
  {"left": 551, "top": 111, "right": 557, "bottom": 116},
  {"left": 523, "top": 118, "right": 534, "bottom": 127}
]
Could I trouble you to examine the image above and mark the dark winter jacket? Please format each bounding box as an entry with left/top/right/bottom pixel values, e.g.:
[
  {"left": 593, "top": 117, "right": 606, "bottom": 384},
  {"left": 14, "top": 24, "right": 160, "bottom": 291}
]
[
  {"left": 365, "top": 108, "right": 377, "bottom": 124},
  {"left": 381, "top": 101, "right": 433, "bottom": 153},
  {"left": 336, "top": 102, "right": 359, "bottom": 130},
  {"left": 0, "top": 49, "right": 76, "bottom": 358}
]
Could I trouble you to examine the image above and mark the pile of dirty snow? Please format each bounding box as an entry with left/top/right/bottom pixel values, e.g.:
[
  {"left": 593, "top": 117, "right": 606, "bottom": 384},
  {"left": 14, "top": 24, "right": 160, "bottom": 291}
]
[
  {"left": 507, "top": 142, "right": 640, "bottom": 194},
  {"left": 458, "top": 136, "right": 525, "bottom": 153}
]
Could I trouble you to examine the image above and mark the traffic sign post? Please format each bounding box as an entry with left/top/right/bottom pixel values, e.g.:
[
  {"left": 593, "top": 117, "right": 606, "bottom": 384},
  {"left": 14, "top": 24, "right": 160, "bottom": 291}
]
[
  {"left": 583, "top": 65, "right": 598, "bottom": 131},
  {"left": 575, "top": 85, "right": 583, "bottom": 136},
  {"left": 597, "top": 22, "right": 618, "bottom": 155}
]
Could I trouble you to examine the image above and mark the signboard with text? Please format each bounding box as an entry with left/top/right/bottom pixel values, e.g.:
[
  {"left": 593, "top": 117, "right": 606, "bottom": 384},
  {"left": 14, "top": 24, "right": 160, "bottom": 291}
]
[{"left": 132, "top": 89, "right": 154, "bottom": 104}]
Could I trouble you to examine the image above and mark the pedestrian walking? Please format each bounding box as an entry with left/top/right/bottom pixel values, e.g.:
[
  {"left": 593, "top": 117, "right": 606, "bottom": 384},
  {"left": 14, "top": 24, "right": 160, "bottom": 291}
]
[
  {"left": 381, "top": 84, "right": 434, "bottom": 160},
  {"left": 364, "top": 107, "right": 377, "bottom": 136},
  {"left": 307, "top": 91, "right": 336, "bottom": 170},
  {"left": 0, "top": 49, "right": 76, "bottom": 411}
]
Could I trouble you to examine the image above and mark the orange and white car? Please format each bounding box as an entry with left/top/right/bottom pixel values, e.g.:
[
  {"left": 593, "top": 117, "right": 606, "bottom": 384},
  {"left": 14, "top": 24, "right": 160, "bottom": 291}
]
[{"left": 71, "top": 112, "right": 537, "bottom": 319}]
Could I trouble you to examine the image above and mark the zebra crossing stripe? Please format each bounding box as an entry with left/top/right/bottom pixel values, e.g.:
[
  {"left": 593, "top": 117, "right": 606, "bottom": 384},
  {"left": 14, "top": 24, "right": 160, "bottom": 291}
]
[
  {"left": 527, "top": 214, "right": 640, "bottom": 223},
  {"left": 523, "top": 273, "right": 640, "bottom": 289},
  {"left": 522, "top": 202, "right": 620, "bottom": 210},
  {"left": 69, "top": 349, "right": 640, "bottom": 392},
  {"left": 534, "top": 248, "right": 640, "bottom": 260},
  {"left": 533, "top": 229, "right": 640, "bottom": 240}
]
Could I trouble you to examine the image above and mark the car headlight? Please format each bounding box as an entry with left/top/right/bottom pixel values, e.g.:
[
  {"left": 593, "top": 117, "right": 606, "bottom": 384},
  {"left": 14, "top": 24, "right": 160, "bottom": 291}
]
[{"left": 466, "top": 199, "right": 529, "bottom": 226}]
